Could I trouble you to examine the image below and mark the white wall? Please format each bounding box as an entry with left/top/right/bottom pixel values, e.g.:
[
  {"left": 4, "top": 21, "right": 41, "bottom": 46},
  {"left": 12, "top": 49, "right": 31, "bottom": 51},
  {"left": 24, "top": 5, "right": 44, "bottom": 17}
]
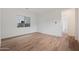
[
  {"left": 37, "top": 9, "right": 63, "bottom": 36},
  {"left": 1, "top": 8, "right": 76, "bottom": 39},
  {"left": 77, "top": 9, "right": 79, "bottom": 41},
  {"left": 2, "top": 8, "right": 37, "bottom": 39},
  {"left": 62, "top": 9, "right": 75, "bottom": 36},
  {"left": 0, "top": 9, "right": 1, "bottom": 39},
  {"left": 0, "top": 9, "right": 1, "bottom": 47},
  {"left": 75, "top": 8, "right": 79, "bottom": 41}
]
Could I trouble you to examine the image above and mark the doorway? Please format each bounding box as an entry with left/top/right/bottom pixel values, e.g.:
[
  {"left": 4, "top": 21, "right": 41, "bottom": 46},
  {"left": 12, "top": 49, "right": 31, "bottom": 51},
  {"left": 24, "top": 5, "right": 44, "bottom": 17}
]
[{"left": 61, "top": 9, "right": 75, "bottom": 37}]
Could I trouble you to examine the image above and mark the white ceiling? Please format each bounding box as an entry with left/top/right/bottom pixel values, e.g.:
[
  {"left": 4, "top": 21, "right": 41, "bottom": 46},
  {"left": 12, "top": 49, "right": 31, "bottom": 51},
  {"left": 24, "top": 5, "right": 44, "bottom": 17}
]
[
  {"left": 25, "top": 8, "right": 70, "bottom": 14},
  {"left": 27, "top": 8, "right": 56, "bottom": 13}
]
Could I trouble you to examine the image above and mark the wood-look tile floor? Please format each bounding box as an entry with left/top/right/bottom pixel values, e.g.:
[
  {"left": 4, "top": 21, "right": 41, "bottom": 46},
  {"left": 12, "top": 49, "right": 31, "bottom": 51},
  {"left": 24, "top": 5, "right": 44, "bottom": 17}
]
[{"left": 1, "top": 32, "right": 79, "bottom": 51}]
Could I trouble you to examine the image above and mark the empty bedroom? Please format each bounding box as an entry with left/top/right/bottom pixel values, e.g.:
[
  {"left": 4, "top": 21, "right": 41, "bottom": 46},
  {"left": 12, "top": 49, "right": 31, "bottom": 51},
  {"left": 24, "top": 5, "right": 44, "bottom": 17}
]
[{"left": 0, "top": 8, "right": 79, "bottom": 51}]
